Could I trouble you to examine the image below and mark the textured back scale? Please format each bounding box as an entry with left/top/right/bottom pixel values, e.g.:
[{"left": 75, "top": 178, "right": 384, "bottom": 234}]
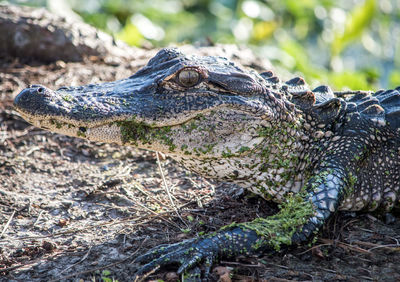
[
  {"left": 346, "top": 87, "right": 400, "bottom": 134},
  {"left": 266, "top": 71, "right": 400, "bottom": 137}
]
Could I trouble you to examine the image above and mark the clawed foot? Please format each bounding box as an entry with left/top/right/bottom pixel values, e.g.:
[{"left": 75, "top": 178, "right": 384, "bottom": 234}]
[
  {"left": 134, "top": 227, "right": 262, "bottom": 281},
  {"left": 134, "top": 237, "right": 217, "bottom": 281}
]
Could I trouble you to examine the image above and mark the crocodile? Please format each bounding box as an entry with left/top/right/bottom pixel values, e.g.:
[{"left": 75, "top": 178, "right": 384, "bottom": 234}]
[{"left": 14, "top": 48, "right": 400, "bottom": 280}]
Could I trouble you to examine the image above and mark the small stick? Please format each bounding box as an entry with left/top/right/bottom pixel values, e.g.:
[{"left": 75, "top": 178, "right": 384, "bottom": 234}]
[
  {"left": 319, "top": 238, "right": 370, "bottom": 254},
  {"left": 59, "top": 246, "right": 92, "bottom": 275},
  {"left": 129, "top": 181, "right": 167, "bottom": 208},
  {"left": 156, "top": 152, "right": 188, "bottom": 228},
  {"left": 1, "top": 210, "right": 16, "bottom": 237},
  {"left": 135, "top": 265, "right": 159, "bottom": 282},
  {"left": 33, "top": 210, "right": 44, "bottom": 226}
]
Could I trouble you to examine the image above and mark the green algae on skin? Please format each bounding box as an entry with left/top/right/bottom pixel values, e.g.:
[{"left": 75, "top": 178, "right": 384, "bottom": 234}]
[
  {"left": 116, "top": 119, "right": 176, "bottom": 151},
  {"left": 345, "top": 171, "right": 357, "bottom": 197},
  {"left": 76, "top": 129, "right": 86, "bottom": 138},
  {"left": 62, "top": 94, "right": 73, "bottom": 102},
  {"left": 224, "top": 193, "right": 315, "bottom": 251}
]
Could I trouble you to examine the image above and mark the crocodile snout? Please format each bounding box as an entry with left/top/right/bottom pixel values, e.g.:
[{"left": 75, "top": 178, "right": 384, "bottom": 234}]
[
  {"left": 14, "top": 85, "right": 56, "bottom": 118},
  {"left": 15, "top": 84, "right": 51, "bottom": 103}
]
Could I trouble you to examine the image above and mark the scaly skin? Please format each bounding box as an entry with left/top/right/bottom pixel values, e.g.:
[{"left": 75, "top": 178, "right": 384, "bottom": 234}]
[{"left": 14, "top": 48, "right": 400, "bottom": 280}]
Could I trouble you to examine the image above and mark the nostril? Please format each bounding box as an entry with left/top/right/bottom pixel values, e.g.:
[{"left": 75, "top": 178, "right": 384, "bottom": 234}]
[{"left": 28, "top": 85, "right": 47, "bottom": 94}]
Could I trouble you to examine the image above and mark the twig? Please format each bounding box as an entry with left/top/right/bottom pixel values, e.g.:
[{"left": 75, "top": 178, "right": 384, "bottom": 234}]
[
  {"left": 357, "top": 276, "right": 374, "bottom": 281},
  {"left": 220, "top": 261, "right": 263, "bottom": 268},
  {"left": 258, "top": 261, "right": 289, "bottom": 270},
  {"left": 97, "top": 191, "right": 159, "bottom": 215},
  {"left": 1, "top": 210, "right": 15, "bottom": 237},
  {"left": 0, "top": 264, "right": 21, "bottom": 273},
  {"left": 179, "top": 194, "right": 211, "bottom": 210},
  {"left": 341, "top": 218, "right": 359, "bottom": 231},
  {"left": 351, "top": 240, "right": 400, "bottom": 252},
  {"left": 355, "top": 227, "right": 375, "bottom": 233},
  {"left": 188, "top": 178, "right": 215, "bottom": 208},
  {"left": 297, "top": 243, "right": 332, "bottom": 255},
  {"left": 388, "top": 235, "right": 399, "bottom": 245},
  {"left": 25, "top": 145, "right": 43, "bottom": 156},
  {"left": 156, "top": 152, "right": 187, "bottom": 228},
  {"left": 319, "top": 238, "right": 370, "bottom": 254},
  {"left": 59, "top": 246, "right": 92, "bottom": 275},
  {"left": 135, "top": 265, "right": 159, "bottom": 282},
  {"left": 33, "top": 210, "right": 44, "bottom": 226},
  {"left": 129, "top": 180, "right": 167, "bottom": 208}
]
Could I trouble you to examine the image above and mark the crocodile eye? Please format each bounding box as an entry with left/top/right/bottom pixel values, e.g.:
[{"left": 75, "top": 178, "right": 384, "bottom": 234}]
[{"left": 178, "top": 69, "right": 200, "bottom": 87}]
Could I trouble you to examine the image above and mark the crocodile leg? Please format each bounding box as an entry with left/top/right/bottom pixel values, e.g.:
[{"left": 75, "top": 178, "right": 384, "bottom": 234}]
[
  {"left": 292, "top": 165, "right": 348, "bottom": 244},
  {"left": 134, "top": 164, "right": 349, "bottom": 280}
]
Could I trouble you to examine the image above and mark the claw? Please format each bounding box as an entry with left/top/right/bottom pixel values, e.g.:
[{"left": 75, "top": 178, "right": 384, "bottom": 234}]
[
  {"left": 134, "top": 261, "right": 158, "bottom": 277},
  {"left": 177, "top": 253, "right": 202, "bottom": 274},
  {"left": 181, "top": 267, "right": 202, "bottom": 282},
  {"left": 136, "top": 251, "right": 180, "bottom": 276},
  {"left": 203, "top": 256, "right": 214, "bottom": 278}
]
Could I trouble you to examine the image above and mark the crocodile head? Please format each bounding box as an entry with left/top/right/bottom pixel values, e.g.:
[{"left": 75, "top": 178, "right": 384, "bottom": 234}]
[{"left": 15, "top": 48, "right": 302, "bottom": 188}]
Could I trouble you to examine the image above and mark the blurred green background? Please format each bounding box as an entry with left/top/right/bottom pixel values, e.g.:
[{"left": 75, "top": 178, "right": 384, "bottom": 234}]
[{"left": 4, "top": 0, "right": 400, "bottom": 90}]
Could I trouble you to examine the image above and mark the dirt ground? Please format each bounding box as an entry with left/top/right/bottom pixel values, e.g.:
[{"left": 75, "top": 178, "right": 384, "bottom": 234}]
[{"left": 1, "top": 46, "right": 400, "bottom": 282}]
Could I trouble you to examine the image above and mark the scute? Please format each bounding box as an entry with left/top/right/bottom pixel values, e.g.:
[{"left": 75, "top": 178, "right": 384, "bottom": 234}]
[
  {"left": 283, "top": 76, "right": 309, "bottom": 95},
  {"left": 147, "top": 48, "right": 184, "bottom": 65},
  {"left": 291, "top": 91, "right": 316, "bottom": 109},
  {"left": 312, "top": 85, "right": 335, "bottom": 104},
  {"left": 260, "top": 71, "right": 281, "bottom": 89},
  {"left": 356, "top": 97, "right": 379, "bottom": 112},
  {"left": 267, "top": 76, "right": 280, "bottom": 84},
  {"left": 312, "top": 98, "right": 345, "bottom": 124},
  {"left": 286, "top": 77, "right": 306, "bottom": 86},
  {"left": 345, "top": 88, "right": 400, "bottom": 131},
  {"left": 386, "top": 110, "right": 400, "bottom": 129},
  {"left": 260, "top": 70, "right": 274, "bottom": 79},
  {"left": 288, "top": 83, "right": 346, "bottom": 125},
  {"left": 361, "top": 104, "right": 385, "bottom": 116},
  {"left": 378, "top": 90, "right": 400, "bottom": 107},
  {"left": 348, "top": 92, "right": 370, "bottom": 102}
]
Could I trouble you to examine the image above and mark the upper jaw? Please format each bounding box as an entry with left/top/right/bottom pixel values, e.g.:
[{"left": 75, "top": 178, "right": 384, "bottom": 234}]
[
  {"left": 13, "top": 82, "right": 227, "bottom": 130},
  {"left": 14, "top": 81, "right": 158, "bottom": 128}
]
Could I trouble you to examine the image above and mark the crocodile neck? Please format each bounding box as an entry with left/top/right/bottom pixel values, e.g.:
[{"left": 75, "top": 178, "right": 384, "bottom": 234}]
[{"left": 168, "top": 113, "right": 310, "bottom": 202}]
